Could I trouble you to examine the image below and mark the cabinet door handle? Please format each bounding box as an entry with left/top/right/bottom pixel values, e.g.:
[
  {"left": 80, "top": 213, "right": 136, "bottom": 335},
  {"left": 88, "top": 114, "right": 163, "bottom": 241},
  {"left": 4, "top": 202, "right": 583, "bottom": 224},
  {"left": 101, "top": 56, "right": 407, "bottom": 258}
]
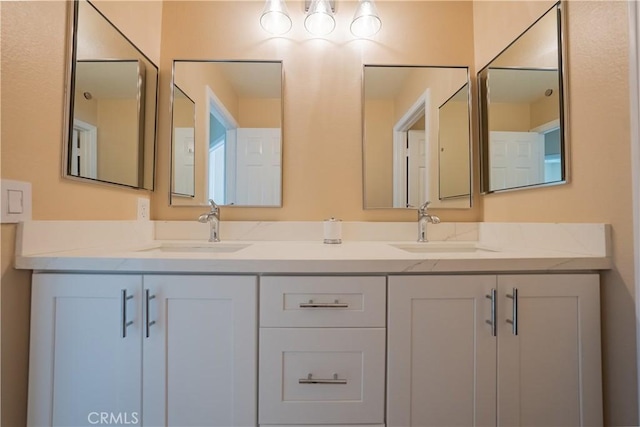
[
  {"left": 485, "top": 288, "right": 496, "bottom": 337},
  {"left": 145, "top": 289, "right": 156, "bottom": 338},
  {"left": 506, "top": 287, "right": 518, "bottom": 335},
  {"left": 299, "top": 373, "right": 347, "bottom": 385},
  {"left": 299, "top": 299, "right": 349, "bottom": 308},
  {"left": 121, "top": 289, "right": 134, "bottom": 338}
]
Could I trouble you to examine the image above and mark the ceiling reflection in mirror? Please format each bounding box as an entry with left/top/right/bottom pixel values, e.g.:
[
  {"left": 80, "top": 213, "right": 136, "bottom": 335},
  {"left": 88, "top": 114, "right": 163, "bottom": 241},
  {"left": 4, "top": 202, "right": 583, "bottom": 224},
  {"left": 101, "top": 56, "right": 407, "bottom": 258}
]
[
  {"left": 171, "top": 60, "right": 283, "bottom": 207},
  {"left": 363, "top": 65, "right": 471, "bottom": 210},
  {"left": 479, "top": 2, "right": 566, "bottom": 193},
  {"left": 65, "top": 0, "right": 158, "bottom": 189}
]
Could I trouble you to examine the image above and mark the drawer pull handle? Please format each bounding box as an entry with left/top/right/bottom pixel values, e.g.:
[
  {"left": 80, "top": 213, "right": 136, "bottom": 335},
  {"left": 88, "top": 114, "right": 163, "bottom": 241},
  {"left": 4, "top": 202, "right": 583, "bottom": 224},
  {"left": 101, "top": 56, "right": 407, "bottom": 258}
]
[
  {"left": 299, "top": 299, "right": 349, "bottom": 308},
  {"left": 121, "top": 289, "right": 134, "bottom": 338},
  {"left": 299, "top": 373, "right": 347, "bottom": 385}
]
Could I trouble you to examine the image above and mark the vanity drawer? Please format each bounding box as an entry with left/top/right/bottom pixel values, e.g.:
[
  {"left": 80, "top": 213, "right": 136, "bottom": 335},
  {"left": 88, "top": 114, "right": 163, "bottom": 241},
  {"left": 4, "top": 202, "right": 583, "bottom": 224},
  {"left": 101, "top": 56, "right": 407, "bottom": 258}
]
[
  {"left": 260, "top": 276, "right": 386, "bottom": 327},
  {"left": 259, "top": 328, "right": 385, "bottom": 425}
]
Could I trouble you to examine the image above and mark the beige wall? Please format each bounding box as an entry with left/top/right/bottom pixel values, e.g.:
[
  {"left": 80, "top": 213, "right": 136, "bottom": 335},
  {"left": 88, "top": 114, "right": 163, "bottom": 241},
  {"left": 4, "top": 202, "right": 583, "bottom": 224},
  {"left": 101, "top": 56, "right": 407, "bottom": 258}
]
[
  {"left": 0, "top": 1, "right": 162, "bottom": 425},
  {"left": 474, "top": 1, "right": 638, "bottom": 425},
  {"left": 97, "top": 98, "right": 139, "bottom": 186},
  {"left": 156, "top": 0, "right": 480, "bottom": 222},
  {"left": 439, "top": 100, "right": 471, "bottom": 198}
]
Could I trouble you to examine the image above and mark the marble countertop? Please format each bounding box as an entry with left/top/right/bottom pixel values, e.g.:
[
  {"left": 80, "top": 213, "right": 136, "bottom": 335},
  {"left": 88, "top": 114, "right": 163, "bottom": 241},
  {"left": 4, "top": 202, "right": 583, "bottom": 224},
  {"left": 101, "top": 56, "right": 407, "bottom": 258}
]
[{"left": 15, "top": 221, "right": 612, "bottom": 274}]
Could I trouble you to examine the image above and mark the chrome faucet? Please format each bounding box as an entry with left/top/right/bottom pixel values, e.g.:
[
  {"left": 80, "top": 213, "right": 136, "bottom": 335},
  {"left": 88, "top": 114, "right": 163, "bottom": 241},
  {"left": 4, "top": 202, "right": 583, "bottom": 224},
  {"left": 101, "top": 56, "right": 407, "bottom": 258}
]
[
  {"left": 198, "top": 199, "right": 220, "bottom": 242},
  {"left": 417, "top": 201, "right": 440, "bottom": 242}
]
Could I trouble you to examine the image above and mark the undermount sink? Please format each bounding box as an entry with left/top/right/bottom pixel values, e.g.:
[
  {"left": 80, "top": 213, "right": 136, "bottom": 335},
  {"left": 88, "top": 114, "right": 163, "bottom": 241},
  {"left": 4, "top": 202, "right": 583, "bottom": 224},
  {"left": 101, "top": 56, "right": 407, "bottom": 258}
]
[
  {"left": 140, "top": 242, "right": 251, "bottom": 254},
  {"left": 390, "top": 242, "right": 496, "bottom": 254}
]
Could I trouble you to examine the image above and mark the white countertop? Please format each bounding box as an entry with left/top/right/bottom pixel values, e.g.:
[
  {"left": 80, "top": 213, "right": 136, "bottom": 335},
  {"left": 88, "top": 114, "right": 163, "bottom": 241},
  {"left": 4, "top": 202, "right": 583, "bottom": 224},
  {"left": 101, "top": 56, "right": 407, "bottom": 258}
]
[{"left": 14, "top": 221, "right": 612, "bottom": 274}]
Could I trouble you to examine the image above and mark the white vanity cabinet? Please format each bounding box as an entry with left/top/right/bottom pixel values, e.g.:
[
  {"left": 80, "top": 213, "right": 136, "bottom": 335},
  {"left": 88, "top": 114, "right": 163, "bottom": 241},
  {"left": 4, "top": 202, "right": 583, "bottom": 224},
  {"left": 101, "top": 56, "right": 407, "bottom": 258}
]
[
  {"left": 28, "top": 273, "right": 257, "bottom": 427},
  {"left": 387, "top": 273, "right": 603, "bottom": 427},
  {"left": 258, "top": 276, "right": 386, "bottom": 426}
]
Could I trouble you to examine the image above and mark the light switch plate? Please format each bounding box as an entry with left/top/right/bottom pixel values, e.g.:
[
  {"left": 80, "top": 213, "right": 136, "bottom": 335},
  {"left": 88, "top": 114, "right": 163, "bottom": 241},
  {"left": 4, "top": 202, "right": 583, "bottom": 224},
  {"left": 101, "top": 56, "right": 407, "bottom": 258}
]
[{"left": 1, "top": 179, "right": 32, "bottom": 223}]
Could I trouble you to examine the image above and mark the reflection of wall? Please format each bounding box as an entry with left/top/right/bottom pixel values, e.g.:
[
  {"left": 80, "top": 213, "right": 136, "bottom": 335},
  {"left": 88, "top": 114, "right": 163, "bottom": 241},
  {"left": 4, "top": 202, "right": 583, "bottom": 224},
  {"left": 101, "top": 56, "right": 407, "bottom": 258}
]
[
  {"left": 490, "top": 92, "right": 559, "bottom": 132},
  {"left": 1, "top": 2, "right": 162, "bottom": 425},
  {"left": 97, "top": 99, "right": 138, "bottom": 186},
  {"left": 439, "top": 101, "right": 470, "bottom": 198},
  {"left": 240, "top": 98, "right": 281, "bottom": 128},
  {"left": 364, "top": 99, "right": 394, "bottom": 207},
  {"left": 489, "top": 103, "right": 530, "bottom": 131},
  {"left": 475, "top": 2, "right": 637, "bottom": 425}
]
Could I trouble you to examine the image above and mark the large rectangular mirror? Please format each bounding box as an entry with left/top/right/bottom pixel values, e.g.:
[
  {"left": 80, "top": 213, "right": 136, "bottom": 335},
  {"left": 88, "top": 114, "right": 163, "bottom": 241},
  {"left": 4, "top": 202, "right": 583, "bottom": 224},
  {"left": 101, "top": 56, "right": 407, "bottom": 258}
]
[
  {"left": 478, "top": 2, "right": 566, "bottom": 193},
  {"left": 171, "top": 60, "right": 283, "bottom": 207},
  {"left": 363, "top": 65, "right": 471, "bottom": 209},
  {"left": 64, "top": 0, "right": 158, "bottom": 190}
]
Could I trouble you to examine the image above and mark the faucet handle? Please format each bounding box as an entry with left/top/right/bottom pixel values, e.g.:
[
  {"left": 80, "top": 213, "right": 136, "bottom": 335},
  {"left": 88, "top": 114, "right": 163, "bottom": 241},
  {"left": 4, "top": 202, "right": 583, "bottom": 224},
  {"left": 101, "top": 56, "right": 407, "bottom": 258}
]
[
  {"left": 418, "top": 201, "right": 431, "bottom": 213},
  {"left": 208, "top": 199, "right": 219, "bottom": 213}
]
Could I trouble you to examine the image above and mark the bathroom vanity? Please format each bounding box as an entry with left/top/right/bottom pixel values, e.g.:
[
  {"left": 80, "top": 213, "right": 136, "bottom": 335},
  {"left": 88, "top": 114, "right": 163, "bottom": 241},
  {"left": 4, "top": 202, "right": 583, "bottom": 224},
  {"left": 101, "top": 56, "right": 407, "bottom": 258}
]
[{"left": 16, "top": 220, "right": 609, "bottom": 427}]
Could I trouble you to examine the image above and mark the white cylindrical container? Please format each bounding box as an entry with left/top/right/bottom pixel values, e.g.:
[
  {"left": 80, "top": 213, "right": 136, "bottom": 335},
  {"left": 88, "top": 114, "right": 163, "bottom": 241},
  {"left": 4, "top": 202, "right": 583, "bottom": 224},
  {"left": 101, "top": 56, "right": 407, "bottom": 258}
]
[{"left": 323, "top": 217, "right": 342, "bottom": 244}]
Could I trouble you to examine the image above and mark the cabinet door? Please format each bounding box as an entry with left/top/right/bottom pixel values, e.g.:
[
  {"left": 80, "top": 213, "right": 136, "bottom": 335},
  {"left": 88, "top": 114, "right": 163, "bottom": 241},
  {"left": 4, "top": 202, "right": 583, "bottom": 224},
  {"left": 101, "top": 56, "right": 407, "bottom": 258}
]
[
  {"left": 28, "top": 273, "right": 142, "bottom": 427},
  {"left": 143, "top": 275, "right": 258, "bottom": 427},
  {"left": 387, "top": 275, "right": 497, "bottom": 427},
  {"left": 497, "top": 274, "right": 602, "bottom": 427}
]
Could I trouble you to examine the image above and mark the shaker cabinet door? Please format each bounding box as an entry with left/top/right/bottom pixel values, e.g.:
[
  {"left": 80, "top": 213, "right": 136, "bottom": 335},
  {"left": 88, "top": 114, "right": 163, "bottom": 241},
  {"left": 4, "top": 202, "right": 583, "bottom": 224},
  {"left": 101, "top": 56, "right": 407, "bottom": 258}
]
[
  {"left": 28, "top": 273, "right": 143, "bottom": 427},
  {"left": 142, "top": 275, "right": 258, "bottom": 427},
  {"left": 496, "top": 274, "right": 603, "bottom": 427},
  {"left": 387, "top": 275, "right": 498, "bottom": 427}
]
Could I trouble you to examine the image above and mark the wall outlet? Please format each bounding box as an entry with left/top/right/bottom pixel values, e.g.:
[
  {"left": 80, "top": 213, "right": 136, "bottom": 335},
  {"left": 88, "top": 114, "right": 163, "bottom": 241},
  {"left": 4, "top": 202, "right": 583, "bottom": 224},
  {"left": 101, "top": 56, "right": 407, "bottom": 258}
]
[{"left": 137, "top": 198, "right": 150, "bottom": 221}]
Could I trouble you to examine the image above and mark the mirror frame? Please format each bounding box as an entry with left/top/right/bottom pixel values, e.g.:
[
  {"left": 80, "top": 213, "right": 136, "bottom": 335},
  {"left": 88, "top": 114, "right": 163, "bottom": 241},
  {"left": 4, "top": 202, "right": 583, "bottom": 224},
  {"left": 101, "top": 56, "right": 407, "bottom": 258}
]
[
  {"left": 169, "top": 59, "right": 285, "bottom": 208},
  {"left": 361, "top": 64, "right": 473, "bottom": 210},
  {"left": 478, "top": 1, "right": 568, "bottom": 194},
  {"left": 62, "top": 0, "right": 159, "bottom": 190}
]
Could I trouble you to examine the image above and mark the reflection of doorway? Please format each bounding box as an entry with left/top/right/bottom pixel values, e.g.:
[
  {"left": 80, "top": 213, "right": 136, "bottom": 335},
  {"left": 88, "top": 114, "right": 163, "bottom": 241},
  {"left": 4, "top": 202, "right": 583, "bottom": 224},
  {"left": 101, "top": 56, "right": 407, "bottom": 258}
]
[
  {"left": 393, "top": 90, "right": 430, "bottom": 208},
  {"left": 71, "top": 119, "right": 97, "bottom": 179},
  {"left": 531, "top": 119, "right": 561, "bottom": 183},
  {"left": 206, "top": 86, "right": 237, "bottom": 204},
  {"left": 208, "top": 114, "right": 226, "bottom": 204}
]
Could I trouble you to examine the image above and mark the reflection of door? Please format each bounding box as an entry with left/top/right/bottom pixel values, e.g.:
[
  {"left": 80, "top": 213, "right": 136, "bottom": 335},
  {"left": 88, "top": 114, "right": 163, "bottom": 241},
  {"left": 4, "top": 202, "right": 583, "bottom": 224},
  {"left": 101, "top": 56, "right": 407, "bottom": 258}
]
[
  {"left": 408, "top": 130, "right": 427, "bottom": 207},
  {"left": 71, "top": 119, "right": 97, "bottom": 179},
  {"left": 173, "top": 127, "right": 194, "bottom": 195},
  {"left": 235, "top": 128, "right": 281, "bottom": 205},
  {"left": 490, "top": 131, "right": 544, "bottom": 191}
]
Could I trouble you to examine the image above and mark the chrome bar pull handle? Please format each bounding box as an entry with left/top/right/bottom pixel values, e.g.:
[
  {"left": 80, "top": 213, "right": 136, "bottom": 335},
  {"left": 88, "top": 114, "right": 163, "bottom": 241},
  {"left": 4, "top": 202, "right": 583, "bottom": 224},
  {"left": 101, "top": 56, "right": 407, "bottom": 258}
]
[
  {"left": 121, "top": 289, "right": 134, "bottom": 338},
  {"left": 506, "top": 288, "right": 518, "bottom": 335},
  {"left": 145, "top": 289, "right": 156, "bottom": 338},
  {"left": 299, "top": 373, "right": 347, "bottom": 385},
  {"left": 299, "top": 299, "right": 349, "bottom": 308},
  {"left": 485, "top": 288, "right": 496, "bottom": 337}
]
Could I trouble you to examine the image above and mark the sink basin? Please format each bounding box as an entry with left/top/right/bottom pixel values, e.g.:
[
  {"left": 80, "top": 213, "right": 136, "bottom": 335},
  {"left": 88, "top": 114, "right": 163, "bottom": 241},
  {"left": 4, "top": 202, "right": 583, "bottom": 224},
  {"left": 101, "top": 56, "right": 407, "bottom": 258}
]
[
  {"left": 140, "top": 242, "right": 251, "bottom": 254},
  {"left": 390, "top": 242, "right": 495, "bottom": 253}
]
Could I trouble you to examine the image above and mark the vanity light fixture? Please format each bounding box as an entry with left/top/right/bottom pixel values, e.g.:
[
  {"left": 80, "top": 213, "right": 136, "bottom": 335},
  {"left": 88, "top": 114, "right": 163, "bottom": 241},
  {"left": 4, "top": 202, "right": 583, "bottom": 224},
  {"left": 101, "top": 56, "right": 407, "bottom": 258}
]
[
  {"left": 350, "top": 0, "right": 381, "bottom": 37},
  {"left": 260, "top": 0, "right": 293, "bottom": 35},
  {"left": 260, "top": 0, "right": 381, "bottom": 38}
]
